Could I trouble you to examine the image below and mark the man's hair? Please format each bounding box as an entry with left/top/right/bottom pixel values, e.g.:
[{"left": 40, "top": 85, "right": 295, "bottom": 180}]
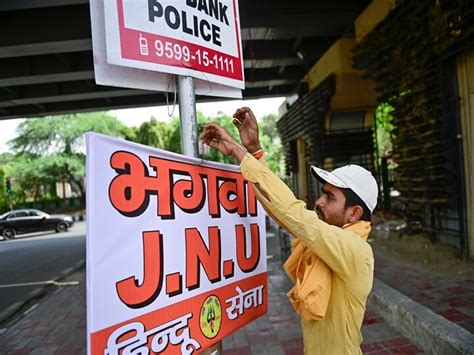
[{"left": 341, "top": 188, "right": 372, "bottom": 222}]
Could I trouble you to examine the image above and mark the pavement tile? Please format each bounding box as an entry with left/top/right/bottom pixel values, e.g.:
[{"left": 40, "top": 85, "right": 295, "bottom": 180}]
[
  {"left": 7, "top": 350, "right": 36, "bottom": 355},
  {"left": 54, "top": 350, "right": 86, "bottom": 355},
  {"left": 223, "top": 347, "right": 252, "bottom": 355},
  {"left": 247, "top": 328, "right": 278, "bottom": 344},
  {"left": 458, "top": 280, "right": 474, "bottom": 290},
  {"left": 362, "top": 322, "right": 401, "bottom": 342},
  {"left": 361, "top": 342, "right": 384, "bottom": 352},
  {"left": 280, "top": 337, "right": 303, "bottom": 349},
  {"left": 268, "top": 313, "right": 296, "bottom": 326},
  {"left": 410, "top": 292, "right": 433, "bottom": 302},
  {"left": 419, "top": 299, "right": 452, "bottom": 313},
  {"left": 249, "top": 341, "right": 285, "bottom": 355},
  {"left": 273, "top": 323, "right": 302, "bottom": 342},
  {"left": 222, "top": 333, "right": 235, "bottom": 350},
  {"left": 230, "top": 327, "right": 249, "bottom": 347},
  {"left": 380, "top": 336, "right": 412, "bottom": 349},
  {"left": 438, "top": 308, "right": 472, "bottom": 322},
  {"left": 446, "top": 286, "right": 474, "bottom": 295},
  {"left": 459, "top": 319, "right": 474, "bottom": 333},
  {"left": 441, "top": 296, "right": 474, "bottom": 308},
  {"left": 253, "top": 316, "right": 273, "bottom": 330},
  {"left": 459, "top": 306, "right": 474, "bottom": 318},
  {"left": 390, "top": 344, "right": 424, "bottom": 354},
  {"left": 279, "top": 349, "right": 303, "bottom": 355},
  {"left": 21, "top": 335, "right": 43, "bottom": 348},
  {"left": 10, "top": 338, "right": 33, "bottom": 350},
  {"left": 415, "top": 282, "right": 434, "bottom": 291},
  {"left": 30, "top": 347, "right": 58, "bottom": 354},
  {"left": 363, "top": 313, "right": 384, "bottom": 325}
]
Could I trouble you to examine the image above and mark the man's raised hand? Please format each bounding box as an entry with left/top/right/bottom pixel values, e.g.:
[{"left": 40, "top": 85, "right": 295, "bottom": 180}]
[
  {"left": 232, "top": 107, "right": 261, "bottom": 154},
  {"left": 201, "top": 123, "right": 247, "bottom": 162}
]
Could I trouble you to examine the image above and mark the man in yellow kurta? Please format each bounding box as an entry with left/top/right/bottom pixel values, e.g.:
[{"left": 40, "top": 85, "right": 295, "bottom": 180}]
[{"left": 202, "top": 107, "right": 378, "bottom": 354}]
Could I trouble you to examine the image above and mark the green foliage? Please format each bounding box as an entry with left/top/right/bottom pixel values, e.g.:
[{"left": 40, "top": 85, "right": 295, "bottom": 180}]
[
  {"left": 0, "top": 168, "right": 8, "bottom": 212},
  {"left": 129, "top": 111, "right": 240, "bottom": 164},
  {"left": 259, "top": 114, "right": 283, "bottom": 174},
  {"left": 128, "top": 115, "right": 182, "bottom": 153},
  {"left": 374, "top": 102, "right": 395, "bottom": 166},
  {"left": 127, "top": 110, "right": 283, "bottom": 173},
  {"left": 120, "top": 125, "right": 137, "bottom": 142},
  {"left": 9, "top": 112, "right": 127, "bottom": 155},
  {"left": 0, "top": 166, "right": 25, "bottom": 211},
  {"left": 5, "top": 112, "right": 128, "bottom": 204},
  {"left": 134, "top": 118, "right": 173, "bottom": 149},
  {"left": 0, "top": 152, "right": 14, "bottom": 166},
  {"left": 167, "top": 117, "right": 183, "bottom": 154}
]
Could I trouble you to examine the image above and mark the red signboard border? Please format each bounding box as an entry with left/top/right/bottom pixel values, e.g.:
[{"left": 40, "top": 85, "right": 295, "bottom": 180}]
[{"left": 116, "top": 0, "right": 244, "bottom": 82}]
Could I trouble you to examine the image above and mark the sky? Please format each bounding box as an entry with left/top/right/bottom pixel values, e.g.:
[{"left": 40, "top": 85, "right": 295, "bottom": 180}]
[{"left": 0, "top": 97, "right": 285, "bottom": 153}]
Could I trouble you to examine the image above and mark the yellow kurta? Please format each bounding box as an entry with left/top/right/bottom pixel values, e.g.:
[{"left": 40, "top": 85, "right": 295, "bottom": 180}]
[{"left": 240, "top": 153, "right": 374, "bottom": 354}]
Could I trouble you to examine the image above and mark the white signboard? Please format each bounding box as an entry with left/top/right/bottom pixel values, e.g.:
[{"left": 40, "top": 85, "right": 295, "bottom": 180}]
[
  {"left": 86, "top": 133, "right": 267, "bottom": 354},
  {"left": 90, "top": 0, "right": 243, "bottom": 98},
  {"left": 102, "top": 0, "right": 245, "bottom": 90}
]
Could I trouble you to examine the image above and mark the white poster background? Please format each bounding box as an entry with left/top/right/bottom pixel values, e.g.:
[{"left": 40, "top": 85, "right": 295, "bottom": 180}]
[
  {"left": 90, "top": 0, "right": 243, "bottom": 98},
  {"left": 86, "top": 133, "right": 266, "bottom": 336}
]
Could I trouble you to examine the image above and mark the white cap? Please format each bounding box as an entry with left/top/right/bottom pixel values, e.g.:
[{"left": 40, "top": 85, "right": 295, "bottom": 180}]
[{"left": 310, "top": 164, "right": 378, "bottom": 212}]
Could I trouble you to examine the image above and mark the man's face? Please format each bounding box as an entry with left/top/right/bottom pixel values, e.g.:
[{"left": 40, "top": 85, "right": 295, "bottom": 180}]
[{"left": 314, "top": 183, "right": 351, "bottom": 227}]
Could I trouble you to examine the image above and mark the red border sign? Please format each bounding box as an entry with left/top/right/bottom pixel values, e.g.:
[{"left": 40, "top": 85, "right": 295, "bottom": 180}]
[{"left": 117, "top": 0, "right": 243, "bottom": 81}]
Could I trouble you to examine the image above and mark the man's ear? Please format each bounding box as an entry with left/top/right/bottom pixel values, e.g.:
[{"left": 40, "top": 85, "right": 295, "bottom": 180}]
[{"left": 348, "top": 205, "right": 364, "bottom": 223}]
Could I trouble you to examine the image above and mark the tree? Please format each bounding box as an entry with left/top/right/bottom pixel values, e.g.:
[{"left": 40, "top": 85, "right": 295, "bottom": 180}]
[
  {"left": 0, "top": 168, "right": 7, "bottom": 212},
  {"left": 258, "top": 113, "right": 283, "bottom": 174},
  {"left": 0, "top": 152, "right": 14, "bottom": 166},
  {"left": 126, "top": 111, "right": 283, "bottom": 173},
  {"left": 131, "top": 117, "right": 182, "bottom": 153},
  {"left": 10, "top": 112, "right": 128, "bottom": 155},
  {"left": 129, "top": 112, "right": 238, "bottom": 163},
  {"left": 0, "top": 152, "right": 23, "bottom": 210},
  {"left": 7, "top": 112, "right": 129, "bottom": 205}
]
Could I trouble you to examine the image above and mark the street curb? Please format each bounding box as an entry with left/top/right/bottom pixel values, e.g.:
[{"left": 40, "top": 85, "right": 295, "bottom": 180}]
[
  {"left": 0, "top": 259, "right": 85, "bottom": 326},
  {"left": 369, "top": 278, "right": 474, "bottom": 354}
]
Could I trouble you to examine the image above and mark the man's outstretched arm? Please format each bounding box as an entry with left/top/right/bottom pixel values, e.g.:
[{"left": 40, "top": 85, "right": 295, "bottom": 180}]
[{"left": 201, "top": 123, "right": 372, "bottom": 282}]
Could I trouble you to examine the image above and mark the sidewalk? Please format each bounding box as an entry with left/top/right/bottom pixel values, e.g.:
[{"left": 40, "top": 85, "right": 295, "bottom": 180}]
[
  {"left": 372, "top": 236, "right": 474, "bottom": 334},
  {"left": 0, "top": 224, "right": 427, "bottom": 354}
]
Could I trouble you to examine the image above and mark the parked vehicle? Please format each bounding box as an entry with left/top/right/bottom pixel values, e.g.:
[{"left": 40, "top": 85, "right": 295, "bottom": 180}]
[{"left": 0, "top": 209, "right": 74, "bottom": 240}]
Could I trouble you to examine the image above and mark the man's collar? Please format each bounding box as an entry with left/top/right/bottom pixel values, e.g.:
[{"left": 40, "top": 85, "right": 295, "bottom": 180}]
[{"left": 342, "top": 221, "right": 371, "bottom": 241}]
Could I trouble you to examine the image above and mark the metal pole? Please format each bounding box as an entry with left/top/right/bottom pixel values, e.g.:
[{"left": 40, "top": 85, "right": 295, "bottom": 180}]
[
  {"left": 177, "top": 75, "right": 199, "bottom": 157},
  {"left": 177, "top": 75, "right": 223, "bottom": 355}
]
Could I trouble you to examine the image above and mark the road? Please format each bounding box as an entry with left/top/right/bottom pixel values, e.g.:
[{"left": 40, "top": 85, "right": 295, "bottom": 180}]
[{"left": 0, "top": 221, "right": 86, "bottom": 318}]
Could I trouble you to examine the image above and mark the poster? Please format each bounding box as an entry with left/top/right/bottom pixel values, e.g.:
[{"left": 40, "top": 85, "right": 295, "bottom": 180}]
[{"left": 86, "top": 133, "right": 267, "bottom": 354}]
